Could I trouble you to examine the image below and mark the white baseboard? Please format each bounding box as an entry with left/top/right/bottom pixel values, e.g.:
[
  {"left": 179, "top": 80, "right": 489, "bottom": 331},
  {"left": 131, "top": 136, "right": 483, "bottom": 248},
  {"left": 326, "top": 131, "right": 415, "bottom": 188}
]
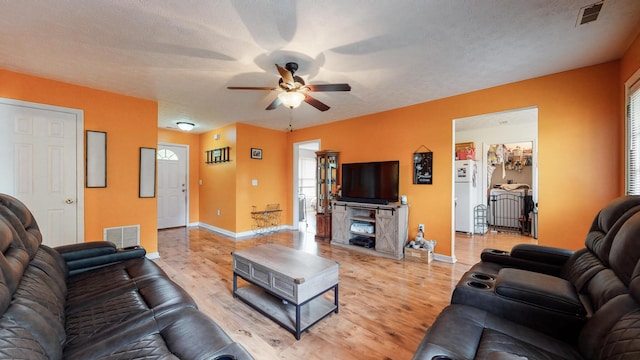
[
  {"left": 199, "top": 223, "right": 237, "bottom": 238},
  {"left": 234, "top": 229, "right": 256, "bottom": 239},
  {"left": 197, "top": 222, "right": 295, "bottom": 240},
  {"left": 145, "top": 252, "right": 160, "bottom": 259},
  {"left": 433, "top": 253, "right": 456, "bottom": 263}
]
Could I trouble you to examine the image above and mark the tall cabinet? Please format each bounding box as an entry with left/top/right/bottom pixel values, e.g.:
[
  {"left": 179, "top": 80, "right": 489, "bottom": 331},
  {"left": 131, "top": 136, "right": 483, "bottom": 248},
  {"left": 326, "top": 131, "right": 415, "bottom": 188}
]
[{"left": 315, "top": 150, "right": 339, "bottom": 240}]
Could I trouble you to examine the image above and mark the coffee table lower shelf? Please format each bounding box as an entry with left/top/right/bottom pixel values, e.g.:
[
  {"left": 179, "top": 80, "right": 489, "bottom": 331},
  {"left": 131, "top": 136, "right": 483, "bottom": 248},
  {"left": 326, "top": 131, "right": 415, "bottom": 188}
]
[{"left": 234, "top": 284, "right": 338, "bottom": 340}]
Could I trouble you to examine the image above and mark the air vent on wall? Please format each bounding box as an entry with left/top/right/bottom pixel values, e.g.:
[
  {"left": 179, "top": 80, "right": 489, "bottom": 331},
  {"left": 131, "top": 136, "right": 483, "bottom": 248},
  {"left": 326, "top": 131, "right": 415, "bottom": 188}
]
[
  {"left": 104, "top": 225, "right": 140, "bottom": 248},
  {"left": 576, "top": 1, "right": 604, "bottom": 26}
]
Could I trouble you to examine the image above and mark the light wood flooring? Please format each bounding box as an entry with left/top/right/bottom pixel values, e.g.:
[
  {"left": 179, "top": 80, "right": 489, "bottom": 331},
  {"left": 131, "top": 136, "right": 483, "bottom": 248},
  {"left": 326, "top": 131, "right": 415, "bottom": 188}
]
[{"left": 153, "top": 228, "right": 535, "bottom": 360}]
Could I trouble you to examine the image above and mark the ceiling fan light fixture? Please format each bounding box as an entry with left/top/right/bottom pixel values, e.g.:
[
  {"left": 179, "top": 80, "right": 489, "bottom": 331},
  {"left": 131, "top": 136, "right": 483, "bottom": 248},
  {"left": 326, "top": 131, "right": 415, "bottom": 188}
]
[
  {"left": 177, "top": 121, "right": 195, "bottom": 131},
  {"left": 278, "top": 91, "right": 305, "bottom": 109},
  {"left": 228, "top": 62, "right": 349, "bottom": 112}
]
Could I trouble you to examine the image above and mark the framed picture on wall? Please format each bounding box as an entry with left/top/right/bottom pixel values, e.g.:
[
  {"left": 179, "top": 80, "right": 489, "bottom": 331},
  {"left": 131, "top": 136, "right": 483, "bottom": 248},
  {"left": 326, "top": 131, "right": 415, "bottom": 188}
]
[
  {"left": 251, "top": 148, "right": 262, "bottom": 160},
  {"left": 413, "top": 151, "right": 433, "bottom": 185}
]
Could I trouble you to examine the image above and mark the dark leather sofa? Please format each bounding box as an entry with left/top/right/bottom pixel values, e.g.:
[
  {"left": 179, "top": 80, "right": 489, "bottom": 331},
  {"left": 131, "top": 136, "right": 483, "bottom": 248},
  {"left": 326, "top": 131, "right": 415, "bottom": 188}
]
[
  {"left": 0, "top": 193, "right": 254, "bottom": 360},
  {"left": 413, "top": 195, "right": 640, "bottom": 359}
]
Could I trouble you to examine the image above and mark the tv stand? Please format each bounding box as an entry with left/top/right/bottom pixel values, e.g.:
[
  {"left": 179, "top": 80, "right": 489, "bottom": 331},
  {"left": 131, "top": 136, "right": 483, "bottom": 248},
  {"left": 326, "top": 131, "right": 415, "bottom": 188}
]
[{"left": 330, "top": 201, "right": 408, "bottom": 260}]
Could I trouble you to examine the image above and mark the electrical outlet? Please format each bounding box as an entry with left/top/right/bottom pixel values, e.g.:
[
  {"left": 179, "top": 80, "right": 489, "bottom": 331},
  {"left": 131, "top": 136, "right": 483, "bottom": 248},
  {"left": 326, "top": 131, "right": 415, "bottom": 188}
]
[
  {"left": 418, "top": 224, "right": 425, "bottom": 232},
  {"left": 217, "top": 209, "right": 221, "bottom": 216}
]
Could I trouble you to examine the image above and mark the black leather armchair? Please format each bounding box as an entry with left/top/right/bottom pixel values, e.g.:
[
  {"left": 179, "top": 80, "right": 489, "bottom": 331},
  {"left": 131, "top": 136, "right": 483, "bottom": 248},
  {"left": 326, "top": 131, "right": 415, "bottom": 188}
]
[{"left": 413, "top": 195, "right": 640, "bottom": 359}]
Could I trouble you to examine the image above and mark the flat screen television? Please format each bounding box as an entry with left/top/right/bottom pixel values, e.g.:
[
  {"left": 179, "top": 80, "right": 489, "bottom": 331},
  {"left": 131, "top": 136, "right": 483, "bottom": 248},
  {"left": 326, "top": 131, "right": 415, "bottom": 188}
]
[{"left": 340, "top": 161, "right": 400, "bottom": 204}]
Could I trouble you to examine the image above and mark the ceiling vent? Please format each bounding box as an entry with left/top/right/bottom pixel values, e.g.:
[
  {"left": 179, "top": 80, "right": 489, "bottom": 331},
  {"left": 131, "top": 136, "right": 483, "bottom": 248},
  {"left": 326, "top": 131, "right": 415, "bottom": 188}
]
[{"left": 577, "top": 1, "right": 604, "bottom": 26}]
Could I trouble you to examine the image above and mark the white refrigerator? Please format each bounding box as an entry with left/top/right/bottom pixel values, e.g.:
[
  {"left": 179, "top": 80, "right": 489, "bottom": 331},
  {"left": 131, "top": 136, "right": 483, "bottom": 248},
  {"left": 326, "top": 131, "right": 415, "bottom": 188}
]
[{"left": 455, "top": 160, "right": 477, "bottom": 234}]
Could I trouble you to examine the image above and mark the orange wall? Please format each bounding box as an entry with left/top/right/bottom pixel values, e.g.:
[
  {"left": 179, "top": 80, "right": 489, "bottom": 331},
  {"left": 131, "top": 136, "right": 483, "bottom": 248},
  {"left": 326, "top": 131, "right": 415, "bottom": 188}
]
[
  {"left": 621, "top": 31, "right": 640, "bottom": 85},
  {"left": 195, "top": 123, "right": 288, "bottom": 234},
  {"left": 199, "top": 124, "right": 238, "bottom": 231},
  {"left": 158, "top": 129, "right": 201, "bottom": 223},
  {"left": 287, "top": 61, "right": 622, "bottom": 256},
  {"left": 235, "top": 123, "right": 289, "bottom": 232},
  {"left": 0, "top": 69, "right": 159, "bottom": 253}
]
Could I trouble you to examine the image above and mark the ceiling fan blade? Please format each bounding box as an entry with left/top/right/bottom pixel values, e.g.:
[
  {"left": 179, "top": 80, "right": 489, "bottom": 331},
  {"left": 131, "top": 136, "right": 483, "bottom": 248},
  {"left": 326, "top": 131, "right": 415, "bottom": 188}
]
[
  {"left": 265, "top": 97, "right": 282, "bottom": 110},
  {"left": 227, "top": 86, "right": 277, "bottom": 90},
  {"left": 304, "top": 94, "right": 330, "bottom": 111},
  {"left": 276, "top": 64, "right": 295, "bottom": 87},
  {"left": 307, "top": 83, "right": 351, "bottom": 92}
]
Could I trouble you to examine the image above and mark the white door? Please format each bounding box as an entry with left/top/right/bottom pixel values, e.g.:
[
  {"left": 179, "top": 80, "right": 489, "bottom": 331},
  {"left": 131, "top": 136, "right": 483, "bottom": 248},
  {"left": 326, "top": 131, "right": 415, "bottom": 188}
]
[
  {"left": 0, "top": 100, "right": 83, "bottom": 247},
  {"left": 157, "top": 144, "right": 188, "bottom": 229}
]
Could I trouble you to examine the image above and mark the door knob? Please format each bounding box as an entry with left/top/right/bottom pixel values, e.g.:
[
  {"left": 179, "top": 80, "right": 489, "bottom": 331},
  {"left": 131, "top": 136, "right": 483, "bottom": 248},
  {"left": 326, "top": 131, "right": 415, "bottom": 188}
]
[{"left": 65, "top": 198, "right": 74, "bottom": 204}]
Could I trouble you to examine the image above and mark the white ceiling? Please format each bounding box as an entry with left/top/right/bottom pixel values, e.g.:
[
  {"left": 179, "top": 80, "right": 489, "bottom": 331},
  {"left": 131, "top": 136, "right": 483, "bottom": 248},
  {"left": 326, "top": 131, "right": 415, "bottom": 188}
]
[{"left": 1, "top": 1, "right": 639, "bottom": 133}]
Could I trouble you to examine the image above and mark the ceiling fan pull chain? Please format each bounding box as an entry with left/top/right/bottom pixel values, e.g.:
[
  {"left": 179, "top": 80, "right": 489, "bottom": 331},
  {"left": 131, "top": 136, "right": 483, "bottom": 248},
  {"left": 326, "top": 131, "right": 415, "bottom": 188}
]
[{"left": 288, "top": 109, "right": 294, "bottom": 132}]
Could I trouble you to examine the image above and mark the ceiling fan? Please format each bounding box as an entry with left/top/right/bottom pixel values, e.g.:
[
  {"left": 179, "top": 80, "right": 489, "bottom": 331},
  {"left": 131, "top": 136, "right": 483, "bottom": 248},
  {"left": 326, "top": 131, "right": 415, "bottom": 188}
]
[{"left": 227, "top": 62, "right": 351, "bottom": 111}]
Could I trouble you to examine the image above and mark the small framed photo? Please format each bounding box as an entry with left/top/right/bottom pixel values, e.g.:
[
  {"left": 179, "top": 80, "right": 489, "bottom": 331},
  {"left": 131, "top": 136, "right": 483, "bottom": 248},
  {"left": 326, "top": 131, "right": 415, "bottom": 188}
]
[{"left": 251, "top": 148, "right": 262, "bottom": 160}]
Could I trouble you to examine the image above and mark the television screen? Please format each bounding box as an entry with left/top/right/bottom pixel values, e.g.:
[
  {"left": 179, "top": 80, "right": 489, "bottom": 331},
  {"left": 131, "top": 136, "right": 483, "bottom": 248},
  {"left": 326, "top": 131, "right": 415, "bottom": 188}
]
[{"left": 341, "top": 161, "right": 399, "bottom": 204}]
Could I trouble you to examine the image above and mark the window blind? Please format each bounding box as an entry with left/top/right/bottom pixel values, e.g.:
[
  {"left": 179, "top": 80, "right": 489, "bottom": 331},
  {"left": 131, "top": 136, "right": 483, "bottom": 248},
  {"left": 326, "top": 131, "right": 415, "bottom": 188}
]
[{"left": 627, "top": 77, "right": 640, "bottom": 195}]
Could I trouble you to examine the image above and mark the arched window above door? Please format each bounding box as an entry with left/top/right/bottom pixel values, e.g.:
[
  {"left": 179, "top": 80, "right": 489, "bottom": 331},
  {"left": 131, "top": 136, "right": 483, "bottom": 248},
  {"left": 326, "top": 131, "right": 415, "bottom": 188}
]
[{"left": 157, "top": 148, "right": 178, "bottom": 161}]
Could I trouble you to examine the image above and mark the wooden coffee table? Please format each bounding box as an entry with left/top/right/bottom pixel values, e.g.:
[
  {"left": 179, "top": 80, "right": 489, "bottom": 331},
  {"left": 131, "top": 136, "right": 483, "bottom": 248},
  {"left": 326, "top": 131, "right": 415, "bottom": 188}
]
[{"left": 232, "top": 244, "right": 339, "bottom": 339}]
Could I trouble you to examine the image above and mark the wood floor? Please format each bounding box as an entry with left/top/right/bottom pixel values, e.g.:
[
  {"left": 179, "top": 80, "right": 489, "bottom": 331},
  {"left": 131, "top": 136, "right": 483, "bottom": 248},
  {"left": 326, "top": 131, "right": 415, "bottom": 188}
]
[{"left": 153, "top": 228, "right": 535, "bottom": 360}]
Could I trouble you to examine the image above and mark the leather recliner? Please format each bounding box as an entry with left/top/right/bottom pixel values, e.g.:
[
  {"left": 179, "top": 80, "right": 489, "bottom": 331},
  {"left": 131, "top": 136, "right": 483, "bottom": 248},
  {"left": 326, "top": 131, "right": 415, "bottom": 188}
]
[{"left": 413, "top": 195, "right": 640, "bottom": 359}]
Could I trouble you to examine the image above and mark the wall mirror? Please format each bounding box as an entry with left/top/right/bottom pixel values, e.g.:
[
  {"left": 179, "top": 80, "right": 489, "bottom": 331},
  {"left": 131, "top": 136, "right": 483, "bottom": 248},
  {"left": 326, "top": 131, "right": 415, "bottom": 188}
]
[
  {"left": 139, "top": 147, "right": 156, "bottom": 198},
  {"left": 86, "top": 130, "right": 107, "bottom": 188}
]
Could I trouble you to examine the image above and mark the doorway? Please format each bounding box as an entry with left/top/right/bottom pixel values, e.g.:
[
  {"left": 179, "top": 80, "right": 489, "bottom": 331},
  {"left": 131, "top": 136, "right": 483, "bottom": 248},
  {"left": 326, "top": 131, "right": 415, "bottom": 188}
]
[
  {"left": 157, "top": 143, "right": 189, "bottom": 229},
  {"left": 293, "top": 140, "right": 320, "bottom": 233},
  {"left": 486, "top": 141, "right": 535, "bottom": 235},
  {"left": 0, "top": 98, "right": 85, "bottom": 247},
  {"left": 453, "top": 107, "right": 538, "bottom": 260}
]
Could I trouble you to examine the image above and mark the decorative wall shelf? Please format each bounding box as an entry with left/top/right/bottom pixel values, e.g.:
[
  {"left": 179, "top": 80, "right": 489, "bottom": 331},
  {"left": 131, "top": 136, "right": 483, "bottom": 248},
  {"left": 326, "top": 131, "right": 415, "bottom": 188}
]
[{"left": 206, "top": 146, "right": 230, "bottom": 164}]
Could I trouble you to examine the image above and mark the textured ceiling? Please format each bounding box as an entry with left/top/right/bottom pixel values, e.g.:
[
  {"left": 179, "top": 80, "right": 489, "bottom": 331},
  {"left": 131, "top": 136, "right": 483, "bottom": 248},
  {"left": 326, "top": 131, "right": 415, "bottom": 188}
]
[
  {"left": 456, "top": 108, "right": 538, "bottom": 132},
  {"left": 1, "top": 1, "right": 639, "bottom": 133}
]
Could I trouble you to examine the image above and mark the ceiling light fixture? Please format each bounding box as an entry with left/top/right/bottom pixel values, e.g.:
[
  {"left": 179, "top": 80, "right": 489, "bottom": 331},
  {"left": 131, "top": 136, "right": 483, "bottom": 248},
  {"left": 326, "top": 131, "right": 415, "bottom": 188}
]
[
  {"left": 278, "top": 91, "right": 305, "bottom": 109},
  {"left": 177, "top": 122, "right": 195, "bottom": 131}
]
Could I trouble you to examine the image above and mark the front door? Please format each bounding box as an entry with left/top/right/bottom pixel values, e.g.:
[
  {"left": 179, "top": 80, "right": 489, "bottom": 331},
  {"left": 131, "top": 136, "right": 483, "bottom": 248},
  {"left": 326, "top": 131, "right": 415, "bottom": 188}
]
[
  {"left": 0, "top": 99, "right": 83, "bottom": 247},
  {"left": 157, "top": 144, "right": 188, "bottom": 229}
]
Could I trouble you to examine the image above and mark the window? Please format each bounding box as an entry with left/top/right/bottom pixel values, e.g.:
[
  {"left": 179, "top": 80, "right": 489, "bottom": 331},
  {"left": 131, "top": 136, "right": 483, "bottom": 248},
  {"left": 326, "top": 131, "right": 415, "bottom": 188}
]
[
  {"left": 157, "top": 148, "right": 178, "bottom": 161},
  {"left": 626, "top": 70, "right": 640, "bottom": 195}
]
